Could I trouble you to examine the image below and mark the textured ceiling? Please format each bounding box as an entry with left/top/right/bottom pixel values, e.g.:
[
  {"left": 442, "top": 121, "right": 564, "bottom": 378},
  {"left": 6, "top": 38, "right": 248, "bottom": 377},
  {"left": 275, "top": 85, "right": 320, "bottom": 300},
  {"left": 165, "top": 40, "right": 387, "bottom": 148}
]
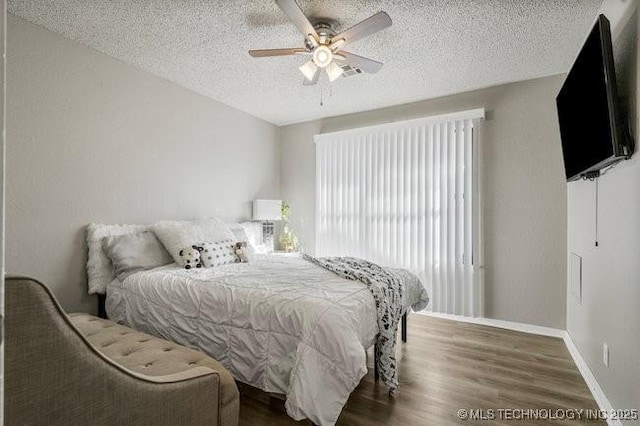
[{"left": 9, "top": 0, "right": 602, "bottom": 125}]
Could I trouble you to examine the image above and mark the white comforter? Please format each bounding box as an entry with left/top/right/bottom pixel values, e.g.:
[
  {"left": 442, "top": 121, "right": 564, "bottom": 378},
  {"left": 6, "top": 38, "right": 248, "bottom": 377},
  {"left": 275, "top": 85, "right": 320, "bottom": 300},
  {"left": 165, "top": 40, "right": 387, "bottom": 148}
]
[{"left": 106, "top": 254, "right": 429, "bottom": 425}]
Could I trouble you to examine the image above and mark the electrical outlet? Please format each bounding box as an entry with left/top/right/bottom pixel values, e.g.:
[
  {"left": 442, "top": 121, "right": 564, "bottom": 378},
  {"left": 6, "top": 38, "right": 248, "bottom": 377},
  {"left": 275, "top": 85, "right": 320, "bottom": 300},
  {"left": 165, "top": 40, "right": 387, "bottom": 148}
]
[{"left": 603, "top": 343, "right": 609, "bottom": 367}]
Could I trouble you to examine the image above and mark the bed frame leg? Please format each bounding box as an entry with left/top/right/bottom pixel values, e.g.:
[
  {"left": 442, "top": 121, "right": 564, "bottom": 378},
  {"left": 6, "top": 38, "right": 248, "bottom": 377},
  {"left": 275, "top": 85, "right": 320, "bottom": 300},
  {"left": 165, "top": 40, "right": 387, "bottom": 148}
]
[
  {"left": 401, "top": 312, "right": 407, "bottom": 343},
  {"left": 97, "top": 294, "right": 107, "bottom": 319}
]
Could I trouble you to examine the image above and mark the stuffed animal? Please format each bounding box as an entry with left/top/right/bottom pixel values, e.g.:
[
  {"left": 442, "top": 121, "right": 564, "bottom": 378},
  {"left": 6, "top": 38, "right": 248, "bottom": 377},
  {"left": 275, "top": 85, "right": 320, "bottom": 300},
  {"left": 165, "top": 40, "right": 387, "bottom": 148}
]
[
  {"left": 235, "top": 242, "right": 250, "bottom": 263},
  {"left": 179, "top": 245, "right": 203, "bottom": 269}
]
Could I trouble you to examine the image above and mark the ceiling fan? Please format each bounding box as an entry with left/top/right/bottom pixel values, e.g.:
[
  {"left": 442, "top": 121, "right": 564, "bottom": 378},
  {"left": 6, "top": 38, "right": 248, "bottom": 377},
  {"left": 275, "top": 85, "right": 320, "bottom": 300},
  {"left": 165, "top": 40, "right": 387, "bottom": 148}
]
[{"left": 249, "top": 0, "right": 392, "bottom": 85}]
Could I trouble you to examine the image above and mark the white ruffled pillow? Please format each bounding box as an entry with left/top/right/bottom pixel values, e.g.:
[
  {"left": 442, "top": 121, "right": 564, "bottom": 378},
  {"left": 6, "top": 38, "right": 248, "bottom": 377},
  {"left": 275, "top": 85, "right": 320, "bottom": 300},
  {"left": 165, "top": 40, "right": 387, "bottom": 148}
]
[
  {"left": 86, "top": 223, "right": 149, "bottom": 294},
  {"left": 153, "top": 217, "right": 235, "bottom": 265}
]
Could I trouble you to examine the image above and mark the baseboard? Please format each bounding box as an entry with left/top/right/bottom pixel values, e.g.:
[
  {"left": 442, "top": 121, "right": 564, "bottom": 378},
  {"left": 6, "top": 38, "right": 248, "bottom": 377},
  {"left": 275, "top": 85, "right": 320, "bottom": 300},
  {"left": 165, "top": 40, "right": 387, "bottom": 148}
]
[
  {"left": 416, "top": 311, "right": 620, "bottom": 426},
  {"left": 418, "top": 311, "right": 566, "bottom": 338},
  {"left": 562, "top": 332, "right": 621, "bottom": 426}
]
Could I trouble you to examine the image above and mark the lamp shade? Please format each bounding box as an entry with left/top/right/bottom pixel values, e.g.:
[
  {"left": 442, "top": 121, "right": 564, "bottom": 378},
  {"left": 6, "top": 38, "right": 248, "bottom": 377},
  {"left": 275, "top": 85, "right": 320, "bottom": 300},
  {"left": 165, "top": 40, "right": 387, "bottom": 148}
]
[
  {"left": 252, "top": 199, "right": 282, "bottom": 221},
  {"left": 299, "top": 60, "right": 319, "bottom": 82},
  {"left": 326, "top": 61, "right": 344, "bottom": 82}
]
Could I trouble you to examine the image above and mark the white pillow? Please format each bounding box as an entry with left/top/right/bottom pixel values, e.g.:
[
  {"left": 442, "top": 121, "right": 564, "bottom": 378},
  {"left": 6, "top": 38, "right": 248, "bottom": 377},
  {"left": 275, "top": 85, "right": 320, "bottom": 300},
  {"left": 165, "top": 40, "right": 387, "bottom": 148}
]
[
  {"left": 228, "top": 223, "right": 249, "bottom": 242},
  {"left": 102, "top": 231, "right": 173, "bottom": 281},
  {"left": 228, "top": 222, "right": 257, "bottom": 251},
  {"left": 86, "top": 223, "right": 149, "bottom": 294},
  {"left": 153, "top": 217, "right": 235, "bottom": 264},
  {"left": 200, "top": 239, "right": 238, "bottom": 268},
  {"left": 238, "top": 221, "right": 270, "bottom": 253}
]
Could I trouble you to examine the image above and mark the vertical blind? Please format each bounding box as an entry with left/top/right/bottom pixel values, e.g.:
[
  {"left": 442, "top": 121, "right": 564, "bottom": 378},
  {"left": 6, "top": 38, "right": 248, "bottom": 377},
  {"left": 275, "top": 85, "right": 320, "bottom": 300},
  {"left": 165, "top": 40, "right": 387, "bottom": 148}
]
[{"left": 315, "top": 110, "right": 484, "bottom": 317}]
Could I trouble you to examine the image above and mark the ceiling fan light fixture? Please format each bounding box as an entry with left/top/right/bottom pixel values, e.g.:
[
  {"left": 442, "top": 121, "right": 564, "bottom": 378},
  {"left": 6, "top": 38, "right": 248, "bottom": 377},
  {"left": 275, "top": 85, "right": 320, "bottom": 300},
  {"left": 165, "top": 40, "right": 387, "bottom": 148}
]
[
  {"left": 249, "top": 1, "right": 391, "bottom": 86},
  {"left": 326, "top": 61, "right": 344, "bottom": 82},
  {"left": 312, "top": 45, "right": 333, "bottom": 68},
  {"left": 299, "top": 60, "right": 318, "bottom": 81},
  {"left": 329, "top": 38, "right": 346, "bottom": 50}
]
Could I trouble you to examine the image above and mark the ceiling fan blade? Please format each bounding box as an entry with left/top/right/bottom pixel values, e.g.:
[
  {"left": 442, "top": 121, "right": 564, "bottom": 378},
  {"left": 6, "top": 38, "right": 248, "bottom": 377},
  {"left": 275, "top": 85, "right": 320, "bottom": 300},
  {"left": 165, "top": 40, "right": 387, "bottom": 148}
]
[
  {"left": 331, "top": 11, "right": 392, "bottom": 47},
  {"left": 275, "top": 0, "right": 319, "bottom": 41},
  {"left": 336, "top": 51, "right": 383, "bottom": 74},
  {"left": 249, "top": 48, "right": 307, "bottom": 57}
]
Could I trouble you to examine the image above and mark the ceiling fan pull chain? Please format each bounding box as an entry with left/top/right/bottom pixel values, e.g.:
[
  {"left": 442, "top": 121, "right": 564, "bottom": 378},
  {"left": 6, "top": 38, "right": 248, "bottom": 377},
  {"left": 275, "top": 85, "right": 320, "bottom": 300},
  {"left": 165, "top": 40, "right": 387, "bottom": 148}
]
[{"left": 320, "top": 84, "right": 324, "bottom": 106}]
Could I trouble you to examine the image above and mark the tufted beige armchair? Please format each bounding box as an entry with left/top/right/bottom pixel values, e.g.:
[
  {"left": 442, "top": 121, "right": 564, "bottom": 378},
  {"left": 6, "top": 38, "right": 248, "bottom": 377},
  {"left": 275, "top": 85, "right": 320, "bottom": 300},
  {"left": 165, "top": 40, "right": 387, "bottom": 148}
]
[{"left": 5, "top": 276, "right": 239, "bottom": 426}]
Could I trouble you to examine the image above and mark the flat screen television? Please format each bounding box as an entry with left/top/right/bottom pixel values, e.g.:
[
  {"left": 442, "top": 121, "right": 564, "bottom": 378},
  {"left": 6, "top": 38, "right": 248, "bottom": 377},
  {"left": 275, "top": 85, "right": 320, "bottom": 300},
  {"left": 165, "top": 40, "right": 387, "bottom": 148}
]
[{"left": 556, "top": 14, "right": 632, "bottom": 181}]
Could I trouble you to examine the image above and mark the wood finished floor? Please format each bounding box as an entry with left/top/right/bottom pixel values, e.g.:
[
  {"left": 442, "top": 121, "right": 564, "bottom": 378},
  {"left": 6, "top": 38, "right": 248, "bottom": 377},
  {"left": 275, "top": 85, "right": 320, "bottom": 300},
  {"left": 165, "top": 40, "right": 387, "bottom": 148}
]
[{"left": 238, "top": 314, "right": 603, "bottom": 425}]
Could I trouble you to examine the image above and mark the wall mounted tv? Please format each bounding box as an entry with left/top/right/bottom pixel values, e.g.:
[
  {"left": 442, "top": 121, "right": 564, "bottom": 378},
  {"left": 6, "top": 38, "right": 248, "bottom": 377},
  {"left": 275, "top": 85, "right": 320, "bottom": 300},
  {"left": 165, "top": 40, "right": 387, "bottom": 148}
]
[{"left": 556, "top": 14, "right": 633, "bottom": 182}]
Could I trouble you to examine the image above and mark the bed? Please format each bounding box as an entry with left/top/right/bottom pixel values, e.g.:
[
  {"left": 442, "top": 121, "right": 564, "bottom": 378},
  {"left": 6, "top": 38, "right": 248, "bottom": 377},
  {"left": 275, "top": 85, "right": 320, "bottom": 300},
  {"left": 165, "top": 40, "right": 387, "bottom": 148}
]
[
  {"left": 104, "top": 253, "right": 428, "bottom": 425},
  {"left": 86, "top": 219, "right": 428, "bottom": 425}
]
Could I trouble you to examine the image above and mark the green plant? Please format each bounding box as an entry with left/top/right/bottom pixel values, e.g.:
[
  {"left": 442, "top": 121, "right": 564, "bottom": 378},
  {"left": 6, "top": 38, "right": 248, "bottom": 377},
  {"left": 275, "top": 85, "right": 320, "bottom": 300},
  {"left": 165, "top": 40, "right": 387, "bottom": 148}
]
[
  {"left": 281, "top": 202, "right": 291, "bottom": 222},
  {"left": 280, "top": 202, "right": 299, "bottom": 252}
]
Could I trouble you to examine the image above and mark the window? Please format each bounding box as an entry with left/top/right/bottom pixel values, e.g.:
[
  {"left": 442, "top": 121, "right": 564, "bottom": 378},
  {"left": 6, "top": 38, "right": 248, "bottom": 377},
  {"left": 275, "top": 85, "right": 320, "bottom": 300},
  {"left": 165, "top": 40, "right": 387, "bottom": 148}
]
[{"left": 315, "top": 110, "right": 484, "bottom": 316}]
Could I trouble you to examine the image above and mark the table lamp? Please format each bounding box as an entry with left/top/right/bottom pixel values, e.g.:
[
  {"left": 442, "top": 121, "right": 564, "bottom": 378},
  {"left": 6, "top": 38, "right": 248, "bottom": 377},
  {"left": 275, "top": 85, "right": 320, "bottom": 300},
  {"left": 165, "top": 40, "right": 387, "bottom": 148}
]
[{"left": 252, "top": 199, "right": 282, "bottom": 252}]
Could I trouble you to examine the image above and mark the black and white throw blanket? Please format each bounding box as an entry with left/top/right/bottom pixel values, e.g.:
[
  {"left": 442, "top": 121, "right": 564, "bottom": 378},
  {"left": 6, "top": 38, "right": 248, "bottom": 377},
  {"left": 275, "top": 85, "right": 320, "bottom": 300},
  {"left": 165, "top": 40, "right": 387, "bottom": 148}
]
[{"left": 303, "top": 254, "right": 404, "bottom": 390}]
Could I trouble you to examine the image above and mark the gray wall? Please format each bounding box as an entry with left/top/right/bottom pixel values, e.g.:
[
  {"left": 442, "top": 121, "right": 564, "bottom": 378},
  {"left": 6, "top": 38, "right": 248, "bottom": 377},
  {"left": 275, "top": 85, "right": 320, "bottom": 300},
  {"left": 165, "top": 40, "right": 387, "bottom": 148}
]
[
  {"left": 281, "top": 75, "right": 568, "bottom": 329},
  {"left": 1, "top": 0, "right": 5, "bottom": 422},
  {"left": 567, "top": 2, "right": 640, "bottom": 412},
  {"left": 6, "top": 15, "right": 280, "bottom": 313}
]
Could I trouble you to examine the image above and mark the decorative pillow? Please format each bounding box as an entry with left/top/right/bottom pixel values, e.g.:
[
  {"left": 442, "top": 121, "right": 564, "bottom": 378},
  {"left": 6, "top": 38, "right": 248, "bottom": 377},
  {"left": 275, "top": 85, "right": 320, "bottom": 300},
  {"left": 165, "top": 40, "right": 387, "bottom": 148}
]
[
  {"left": 200, "top": 239, "right": 238, "bottom": 268},
  {"left": 153, "top": 217, "right": 235, "bottom": 265},
  {"left": 102, "top": 231, "right": 173, "bottom": 281},
  {"left": 86, "top": 223, "right": 149, "bottom": 294}
]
